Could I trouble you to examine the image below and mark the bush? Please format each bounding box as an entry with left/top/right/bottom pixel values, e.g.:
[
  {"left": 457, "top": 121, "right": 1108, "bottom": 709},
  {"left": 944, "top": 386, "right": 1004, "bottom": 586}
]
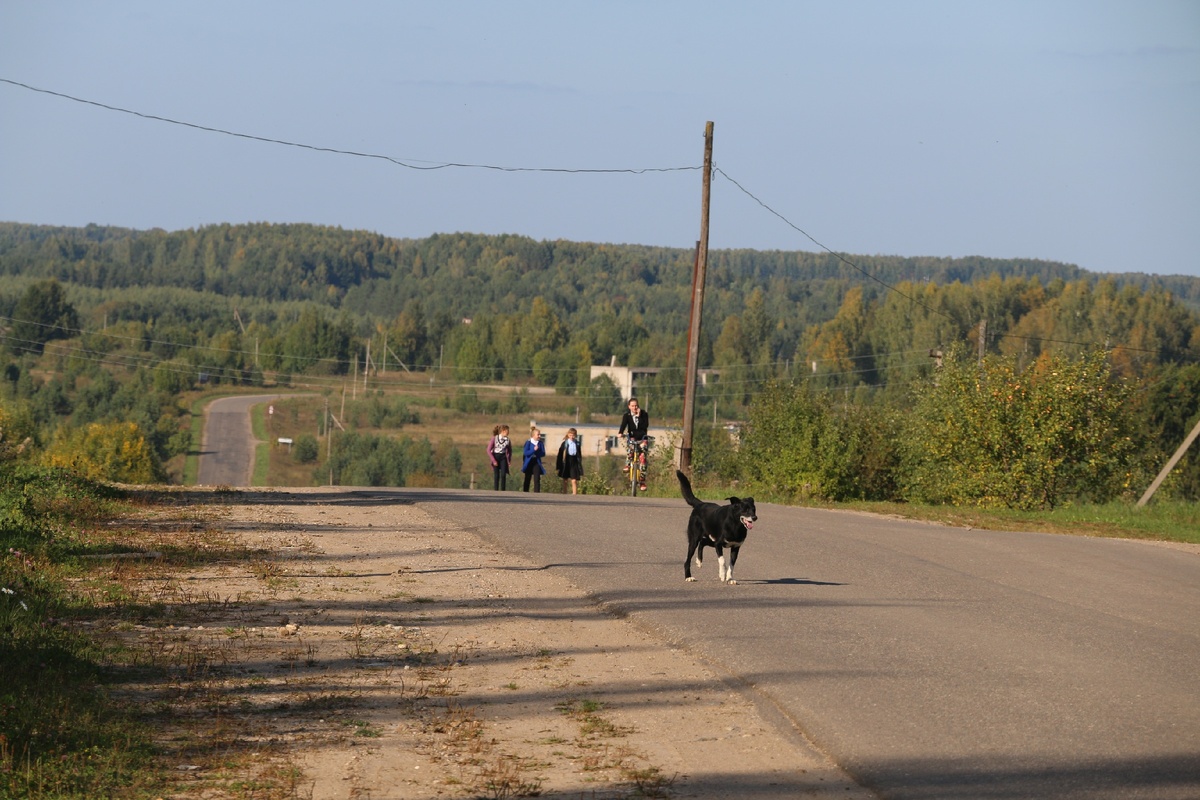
[
  {"left": 578, "top": 472, "right": 613, "bottom": 495},
  {"left": 42, "top": 421, "right": 166, "bottom": 484},
  {"left": 366, "top": 394, "right": 418, "bottom": 428},
  {"left": 294, "top": 434, "right": 319, "bottom": 463},
  {"left": 319, "top": 432, "right": 440, "bottom": 487},
  {"left": 900, "top": 348, "right": 1135, "bottom": 509},
  {"left": 736, "top": 380, "right": 878, "bottom": 501}
]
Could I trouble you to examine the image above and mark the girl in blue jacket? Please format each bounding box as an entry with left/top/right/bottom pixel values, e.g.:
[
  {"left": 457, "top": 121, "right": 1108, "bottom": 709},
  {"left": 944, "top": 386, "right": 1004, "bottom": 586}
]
[{"left": 521, "top": 426, "right": 546, "bottom": 492}]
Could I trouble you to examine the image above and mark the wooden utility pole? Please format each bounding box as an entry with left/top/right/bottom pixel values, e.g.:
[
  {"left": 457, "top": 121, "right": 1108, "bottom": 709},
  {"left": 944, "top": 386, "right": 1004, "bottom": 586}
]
[
  {"left": 363, "top": 339, "right": 371, "bottom": 394},
  {"left": 679, "top": 121, "right": 714, "bottom": 474},
  {"left": 1138, "top": 414, "right": 1200, "bottom": 507}
]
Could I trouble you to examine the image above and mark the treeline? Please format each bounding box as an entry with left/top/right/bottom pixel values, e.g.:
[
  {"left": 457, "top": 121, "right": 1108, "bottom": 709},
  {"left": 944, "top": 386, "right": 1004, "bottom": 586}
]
[
  {"left": 1, "top": 222, "right": 1198, "bottom": 500},
  {"left": 3, "top": 221, "right": 1199, "bottom": 387}
]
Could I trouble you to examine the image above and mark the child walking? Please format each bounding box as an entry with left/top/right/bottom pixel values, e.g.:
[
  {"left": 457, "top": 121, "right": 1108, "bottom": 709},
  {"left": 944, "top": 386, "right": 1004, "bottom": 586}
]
[
  {"left": 555, "top": 428, "right": 584, "bottom": 495},
  {"left": 487, "top": 424, "right": 512, "bottom": 490},
  {"left": 521, "top": 426, "right": 546, "bottom": 492}
]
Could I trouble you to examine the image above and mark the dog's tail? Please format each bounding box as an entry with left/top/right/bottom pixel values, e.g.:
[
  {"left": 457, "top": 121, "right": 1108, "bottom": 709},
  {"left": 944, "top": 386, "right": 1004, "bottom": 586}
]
[{"left": 676, "top": 470, "right": 703, "bottom": 508}]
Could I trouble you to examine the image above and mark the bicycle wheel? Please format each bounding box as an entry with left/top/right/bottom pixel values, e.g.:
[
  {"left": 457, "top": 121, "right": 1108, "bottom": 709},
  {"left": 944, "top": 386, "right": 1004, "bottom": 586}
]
[{"left": 630, "top": 462, "right": 639, "bottom": 496}]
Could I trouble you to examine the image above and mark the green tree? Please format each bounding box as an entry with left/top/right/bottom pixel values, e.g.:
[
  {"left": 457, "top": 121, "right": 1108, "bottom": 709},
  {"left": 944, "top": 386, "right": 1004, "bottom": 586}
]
[
  {"left": 586, "top": 374, "right": 621, "bottom": 415},
  {"left": 9, "top": 280, "right": 79, "bottom": 354},
  {"left": 277, "top": 307, "right": 353, "bottom": 374},
  {"left": 453, "top": 334, "right": 491, "bottom": 383}
]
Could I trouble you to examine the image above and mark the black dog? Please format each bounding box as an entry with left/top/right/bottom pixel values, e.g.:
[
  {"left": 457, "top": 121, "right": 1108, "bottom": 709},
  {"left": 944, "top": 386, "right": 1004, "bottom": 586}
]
[{"left": 677, "top": 470, "right": 757, "bottom": 584}]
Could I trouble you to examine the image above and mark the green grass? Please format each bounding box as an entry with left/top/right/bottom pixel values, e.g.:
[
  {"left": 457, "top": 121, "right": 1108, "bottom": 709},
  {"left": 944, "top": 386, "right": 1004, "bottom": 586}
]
[
  {"left": 0, "top": 465, "right": 166, "bottom": 800},
  {"left": 249, "top": 401, "right": 269, "bottom": 441},
  {"left": 249, "top": 403, "right": 273, "bottom": 486},
  {"left": 251, "top": 442, "right": 272, "bottom": 486},
  {"left": 844, "top": 498, "right": 1200, "bottom": 544}
]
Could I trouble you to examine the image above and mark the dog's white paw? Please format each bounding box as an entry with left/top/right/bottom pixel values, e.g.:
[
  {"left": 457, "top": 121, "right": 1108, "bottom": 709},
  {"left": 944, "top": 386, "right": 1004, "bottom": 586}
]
[
  {"left": 685, "top": 576, "right": 696, "bottom": 582},
  {"left": 728, "top": 579, "right": 738, "bottom": 585}
]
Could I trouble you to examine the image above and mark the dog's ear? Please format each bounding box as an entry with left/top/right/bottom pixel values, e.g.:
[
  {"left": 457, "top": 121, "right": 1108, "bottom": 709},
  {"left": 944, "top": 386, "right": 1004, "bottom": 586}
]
[{"left": 726, "top": 496, "right": 740, "bottom": 504}]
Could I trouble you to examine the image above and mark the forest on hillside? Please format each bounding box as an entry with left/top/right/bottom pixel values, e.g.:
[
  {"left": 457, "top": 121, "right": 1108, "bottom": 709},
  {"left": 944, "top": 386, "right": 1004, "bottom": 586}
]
[
  {"left": 3, "top": 221, "right": 1199, "bottom": 382},
  {"left": 1, "top": 221, "right": 1198, "bottom": 503}
]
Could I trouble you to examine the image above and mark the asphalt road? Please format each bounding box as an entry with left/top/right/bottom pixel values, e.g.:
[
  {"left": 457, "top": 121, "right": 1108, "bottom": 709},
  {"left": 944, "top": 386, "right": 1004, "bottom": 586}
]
[
  {"left": 411, "top": 488, "right": 1200, "bottom": 800},
  {"left": 196, "top": 394, "right": 295, "bottom": 486},
  {"left": 195, "top": 401, "right": 1200, "bottom": 798}
]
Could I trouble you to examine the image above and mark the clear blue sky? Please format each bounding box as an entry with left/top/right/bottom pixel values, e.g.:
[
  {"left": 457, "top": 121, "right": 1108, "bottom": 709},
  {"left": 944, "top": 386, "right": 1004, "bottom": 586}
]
[{"left": 2, "top": 2, "right": 1198, "bottom": 276}]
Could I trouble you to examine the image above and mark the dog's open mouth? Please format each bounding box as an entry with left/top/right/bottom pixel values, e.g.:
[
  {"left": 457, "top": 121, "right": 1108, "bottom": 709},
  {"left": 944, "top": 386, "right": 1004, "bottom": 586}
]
[{"left": 740, "top": 516, "right": 755, "bottom": 529}]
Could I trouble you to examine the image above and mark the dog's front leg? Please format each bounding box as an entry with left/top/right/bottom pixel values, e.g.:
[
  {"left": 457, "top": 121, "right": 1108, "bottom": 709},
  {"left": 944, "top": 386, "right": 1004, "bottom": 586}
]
[
  {"left": 716, "top": 546, "right": 731, "bottom": 583},
  {"left": 726, "top": 545, "right": 739, "bottom": 585}
]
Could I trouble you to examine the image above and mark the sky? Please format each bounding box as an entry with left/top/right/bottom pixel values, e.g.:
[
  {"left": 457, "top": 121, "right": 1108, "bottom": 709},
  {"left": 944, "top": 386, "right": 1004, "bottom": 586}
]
[{"left": 1, "top": 1, "right": 1198, "bottom": 277}]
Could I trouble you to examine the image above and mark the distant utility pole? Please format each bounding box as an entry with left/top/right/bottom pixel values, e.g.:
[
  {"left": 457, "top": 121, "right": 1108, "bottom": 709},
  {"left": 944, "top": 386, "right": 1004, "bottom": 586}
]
[{"left": 679, "top": 120, "right": 714, "bottom": 475}]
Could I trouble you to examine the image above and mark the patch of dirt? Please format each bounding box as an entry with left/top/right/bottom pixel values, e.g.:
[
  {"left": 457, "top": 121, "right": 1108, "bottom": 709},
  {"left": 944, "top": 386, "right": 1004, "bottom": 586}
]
[{"left": 111, "top": 488, "right": 872, "bottom": 799}]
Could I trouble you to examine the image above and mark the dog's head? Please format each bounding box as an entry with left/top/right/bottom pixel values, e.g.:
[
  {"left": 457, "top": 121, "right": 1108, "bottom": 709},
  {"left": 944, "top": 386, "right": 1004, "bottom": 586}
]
[{"left": 727, "top": 496, "right": 757, "bottom": 530}]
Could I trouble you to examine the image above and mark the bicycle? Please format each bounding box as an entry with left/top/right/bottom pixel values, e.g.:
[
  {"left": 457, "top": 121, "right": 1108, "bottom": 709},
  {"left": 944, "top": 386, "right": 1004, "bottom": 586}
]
[{"left": 623, "top": 436, "right": 652, "bottom": 496}]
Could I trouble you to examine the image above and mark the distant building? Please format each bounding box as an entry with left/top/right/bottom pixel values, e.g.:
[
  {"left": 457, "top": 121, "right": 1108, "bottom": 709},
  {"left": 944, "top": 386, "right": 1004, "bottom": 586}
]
[
  {"left": 589, "top": 358, "right": 659, "bottom": 402},
  {"left": 589, "top": 357, "right": 721, "bottom": 401}
]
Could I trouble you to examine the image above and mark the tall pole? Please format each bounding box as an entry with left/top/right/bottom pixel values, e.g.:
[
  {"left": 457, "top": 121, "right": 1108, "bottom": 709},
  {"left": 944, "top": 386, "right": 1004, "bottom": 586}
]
[
  {"left": 680, "top": 121, "right": 714, "bottom": 475},
  {"left": 1138, "top": 414, "right": 1200, "bottom": 507}
]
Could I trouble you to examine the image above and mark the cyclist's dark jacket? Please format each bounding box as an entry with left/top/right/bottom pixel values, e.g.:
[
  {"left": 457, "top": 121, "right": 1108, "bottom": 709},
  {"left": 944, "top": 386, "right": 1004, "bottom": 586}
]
[{"left": 618, "top": 410, "right": 650, "bottom": 440}]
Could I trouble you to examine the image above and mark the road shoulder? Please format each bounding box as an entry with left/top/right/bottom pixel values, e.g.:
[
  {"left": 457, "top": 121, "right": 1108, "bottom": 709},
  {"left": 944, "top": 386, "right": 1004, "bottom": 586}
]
[{"left": 121, "top": 487, "right": 873, "bottom": 799}]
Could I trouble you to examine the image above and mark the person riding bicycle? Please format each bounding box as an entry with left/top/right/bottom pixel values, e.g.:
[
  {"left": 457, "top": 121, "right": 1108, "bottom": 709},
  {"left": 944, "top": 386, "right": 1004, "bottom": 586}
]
[{"left": 617, "top": 397, "right": 650, "bottom": 491}]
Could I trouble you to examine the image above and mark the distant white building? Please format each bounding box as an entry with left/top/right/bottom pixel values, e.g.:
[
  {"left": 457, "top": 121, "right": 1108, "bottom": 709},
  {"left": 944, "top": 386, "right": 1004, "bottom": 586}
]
[
  {"left": 589, "top": 357, "right": 721, "bottom": 401},
  {"left": 589, "top": 357, "right": 660, "bottom": 402}
]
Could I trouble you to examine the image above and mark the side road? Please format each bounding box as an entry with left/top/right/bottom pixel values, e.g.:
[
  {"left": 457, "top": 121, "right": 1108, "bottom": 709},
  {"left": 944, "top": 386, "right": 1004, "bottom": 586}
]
[
  {"left": 195, "top": 395, "right": 279, "bottom": 486},
  {"left": 120, "top": 487, "right": 874, "bottom": 799}
]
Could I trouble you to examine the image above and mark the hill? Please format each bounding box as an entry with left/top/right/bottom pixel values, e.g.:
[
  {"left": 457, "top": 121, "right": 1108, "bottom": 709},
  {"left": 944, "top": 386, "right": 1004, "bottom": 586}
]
[{"left": 2, "top": 221, "right": 1199, "bottom": 394}]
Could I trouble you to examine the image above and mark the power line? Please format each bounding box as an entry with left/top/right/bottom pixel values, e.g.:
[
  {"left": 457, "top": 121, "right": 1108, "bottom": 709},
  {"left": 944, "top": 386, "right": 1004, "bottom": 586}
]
[
  {"left": 1, "top": 78, "right": 701, "bottom": 176},
  {"left": 713, "top": 165, "right": 954, "bottom": 322},
  {"left": 712, "top": 165, "right": 1159, "bottom": 355},
  {"left": 1, "top": 78, "right": 1163, "bottom": 359}
]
